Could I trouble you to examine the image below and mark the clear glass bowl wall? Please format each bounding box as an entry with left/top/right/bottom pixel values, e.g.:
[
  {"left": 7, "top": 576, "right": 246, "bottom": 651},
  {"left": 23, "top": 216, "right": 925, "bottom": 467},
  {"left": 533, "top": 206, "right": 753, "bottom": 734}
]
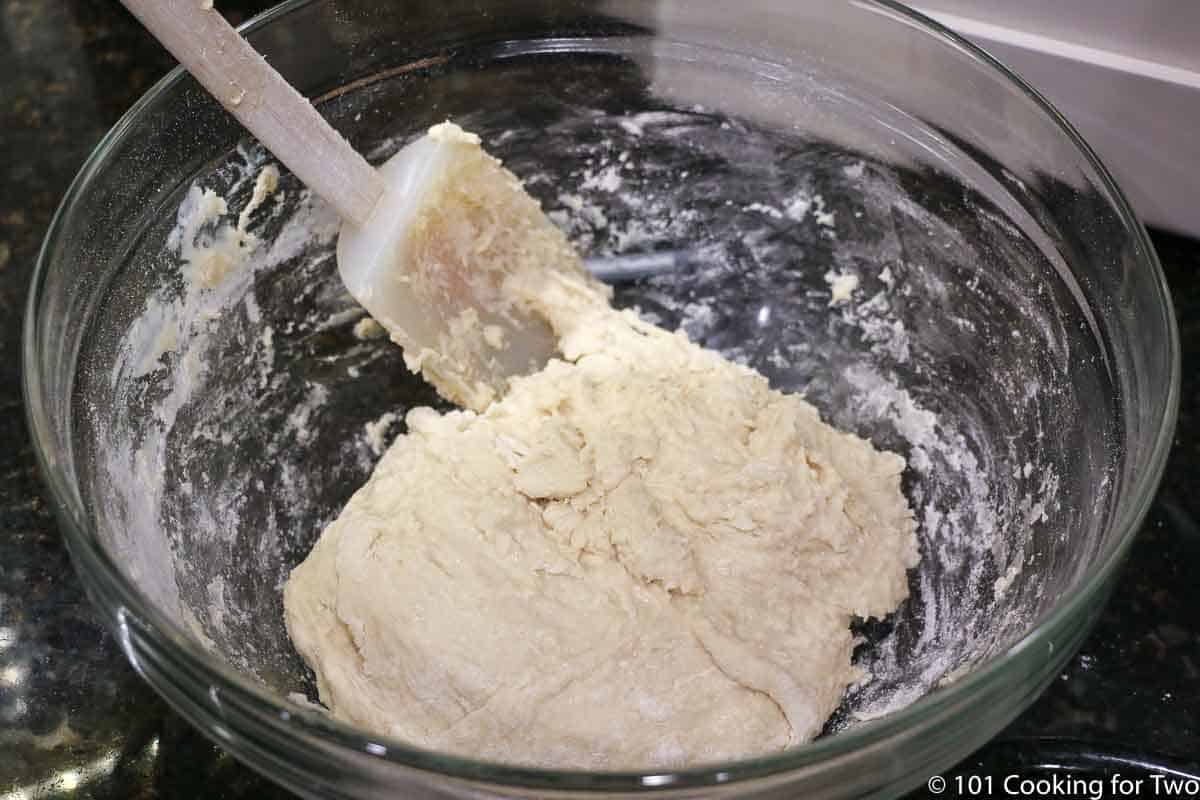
[{"left": 24, "top": 0, "right": 1177, "bottom": 797}]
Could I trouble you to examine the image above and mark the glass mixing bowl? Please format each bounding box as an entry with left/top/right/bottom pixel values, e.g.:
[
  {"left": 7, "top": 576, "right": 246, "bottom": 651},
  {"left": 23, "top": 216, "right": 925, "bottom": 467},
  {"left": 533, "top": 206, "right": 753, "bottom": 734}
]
[{"left": 24, "top": 0, "right": 1178, "bottom": 797}]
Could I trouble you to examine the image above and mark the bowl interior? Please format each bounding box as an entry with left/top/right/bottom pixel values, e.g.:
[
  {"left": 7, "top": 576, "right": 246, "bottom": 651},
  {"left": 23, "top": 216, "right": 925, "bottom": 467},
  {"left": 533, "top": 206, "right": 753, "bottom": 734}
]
[{"left": 54, "top": 7, "right": 1143, "bottom": 771}]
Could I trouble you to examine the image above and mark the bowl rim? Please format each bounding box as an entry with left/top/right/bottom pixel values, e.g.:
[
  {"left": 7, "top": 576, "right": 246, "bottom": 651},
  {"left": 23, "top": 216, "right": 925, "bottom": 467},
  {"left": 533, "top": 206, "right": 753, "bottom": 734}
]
[{"left": 23, "top": 0, "right": 1180, "bottom": 791}]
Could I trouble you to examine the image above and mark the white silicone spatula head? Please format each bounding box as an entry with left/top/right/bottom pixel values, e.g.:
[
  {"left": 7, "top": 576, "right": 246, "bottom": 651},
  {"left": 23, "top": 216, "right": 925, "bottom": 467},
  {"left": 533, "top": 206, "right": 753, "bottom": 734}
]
[
  {"left": 336, "top": 123, "right": 603, "bottom": 410},
  {"left": 120, "top": 1, "right": 585, "bottom": 409}
]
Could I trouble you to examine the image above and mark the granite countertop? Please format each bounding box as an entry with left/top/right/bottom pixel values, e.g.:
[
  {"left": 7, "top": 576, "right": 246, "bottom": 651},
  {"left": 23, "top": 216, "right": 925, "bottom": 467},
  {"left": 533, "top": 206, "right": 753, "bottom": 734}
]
[{"left": 1, "top": 2, "right": 1197, "bottom": 797}]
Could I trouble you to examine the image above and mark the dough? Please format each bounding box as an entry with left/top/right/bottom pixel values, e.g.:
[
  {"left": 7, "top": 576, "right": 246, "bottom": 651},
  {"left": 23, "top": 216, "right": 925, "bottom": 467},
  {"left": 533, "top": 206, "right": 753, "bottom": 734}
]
[
  {"left": 284, "top": 273, "right": 918, "bottom": 769},
  {"left": 286, "top": 122, "right": 916, "bottom": 768}
]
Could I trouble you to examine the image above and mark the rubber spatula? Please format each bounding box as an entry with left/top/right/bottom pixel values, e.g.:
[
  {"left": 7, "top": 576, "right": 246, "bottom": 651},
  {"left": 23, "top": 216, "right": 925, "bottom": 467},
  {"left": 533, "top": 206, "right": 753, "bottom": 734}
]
[{"left": 120, "top": 0, "right": 597, "bottom": 410}]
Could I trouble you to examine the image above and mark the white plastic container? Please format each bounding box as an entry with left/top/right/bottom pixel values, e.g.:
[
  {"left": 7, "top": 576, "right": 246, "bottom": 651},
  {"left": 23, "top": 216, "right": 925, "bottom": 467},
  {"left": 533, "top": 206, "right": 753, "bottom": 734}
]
[{"left": 914, "top": 0, "right": 1200, "bottom": 236}]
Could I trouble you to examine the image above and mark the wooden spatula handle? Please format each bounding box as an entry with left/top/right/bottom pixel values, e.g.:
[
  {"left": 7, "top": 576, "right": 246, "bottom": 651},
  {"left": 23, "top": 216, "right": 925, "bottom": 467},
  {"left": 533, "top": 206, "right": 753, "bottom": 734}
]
[{"left": 121, "top": 0, "right": 384, "bottom": 227}]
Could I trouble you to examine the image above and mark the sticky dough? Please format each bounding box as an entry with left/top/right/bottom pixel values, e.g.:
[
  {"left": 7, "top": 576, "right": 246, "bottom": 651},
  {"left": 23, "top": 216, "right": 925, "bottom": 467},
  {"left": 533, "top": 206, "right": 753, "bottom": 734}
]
[{"left": 284, "top": 282, "right": 917, "bottom": 769}]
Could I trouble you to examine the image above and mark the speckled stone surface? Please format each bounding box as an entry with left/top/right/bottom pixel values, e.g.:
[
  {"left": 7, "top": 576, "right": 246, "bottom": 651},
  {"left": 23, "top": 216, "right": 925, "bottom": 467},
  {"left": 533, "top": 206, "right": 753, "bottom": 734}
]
[{"left": 0, "top": 2, "right": 1196, "bottom": 797}]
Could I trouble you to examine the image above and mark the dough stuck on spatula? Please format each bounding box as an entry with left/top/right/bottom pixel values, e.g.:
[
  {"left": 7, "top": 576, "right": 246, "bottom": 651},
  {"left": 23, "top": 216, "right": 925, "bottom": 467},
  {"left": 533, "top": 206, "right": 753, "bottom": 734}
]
[{"left": 337, "top": 122, "right": 607, "bottom": 411}]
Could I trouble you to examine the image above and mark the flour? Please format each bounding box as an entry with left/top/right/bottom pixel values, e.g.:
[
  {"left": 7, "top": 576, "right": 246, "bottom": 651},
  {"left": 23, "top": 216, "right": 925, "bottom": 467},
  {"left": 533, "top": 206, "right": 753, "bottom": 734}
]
[
  {"left": 581, "top": 163, "right": 623, "bottom": 194},
  {"left": 744, "top": 202, "right": 784, "bottom": 219},
  {"left": 95, "top": 145, "right": 343, "bottom": 665}
]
